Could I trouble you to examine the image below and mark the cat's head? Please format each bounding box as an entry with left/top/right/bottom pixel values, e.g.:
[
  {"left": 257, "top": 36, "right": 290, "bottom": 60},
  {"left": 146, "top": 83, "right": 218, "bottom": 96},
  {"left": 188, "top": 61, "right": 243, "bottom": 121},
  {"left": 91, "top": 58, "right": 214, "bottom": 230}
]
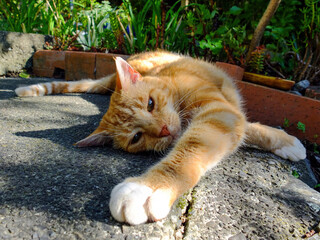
[{"left": 75, "top": 57, "right": 181, "bottom": 153}]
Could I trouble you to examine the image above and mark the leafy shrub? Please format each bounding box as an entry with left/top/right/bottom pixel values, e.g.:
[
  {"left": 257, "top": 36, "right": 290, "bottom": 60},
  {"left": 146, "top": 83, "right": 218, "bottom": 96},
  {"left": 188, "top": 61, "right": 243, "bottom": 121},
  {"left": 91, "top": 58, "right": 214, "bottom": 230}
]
[
  {"left": 247, "top": 46, "right": 266, "bottom": 73},
  {"left": 76, "top": 1, "right": 114, "bottom": 51},
  {"left": 1, "top": 0, "right": 318, "bottom": 85},
  {"left": 0, "top": 0, "right": 45, "bottom": 33},
  {"left": 198, "top": 4, "right": 248, "bottom": 65},
  {"left": 292, "top": 0, "right": 320, "bottom": 84}
]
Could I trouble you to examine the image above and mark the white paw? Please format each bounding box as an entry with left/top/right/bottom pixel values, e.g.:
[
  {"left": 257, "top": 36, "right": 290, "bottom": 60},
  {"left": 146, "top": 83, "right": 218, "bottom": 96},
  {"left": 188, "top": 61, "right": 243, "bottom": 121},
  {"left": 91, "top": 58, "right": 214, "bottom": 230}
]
[
  {"left": 15, "top": 86, "right": 34, "bottom": 97},
  {"left": 109, "top": 182, "right": 172, "bottom": 225},
  {"left": 274, "top": 138, "right": 306, "bottom": 161}
]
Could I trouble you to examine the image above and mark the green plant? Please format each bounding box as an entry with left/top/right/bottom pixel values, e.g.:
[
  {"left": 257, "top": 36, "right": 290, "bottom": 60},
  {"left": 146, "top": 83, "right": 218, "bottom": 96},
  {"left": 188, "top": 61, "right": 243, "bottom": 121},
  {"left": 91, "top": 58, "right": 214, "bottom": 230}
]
[
  {"left": 173, "top": 3, "right": 215, "bottom": 57},
  {"left": 199, "top": 5, "right": 248, "bottom": 64},
  {"left": 199, "top": 33, "right": 223, "bottom": 56},
  {"left": 163, "top": 1, "right": 190, "bottom": 53},
  {"left": 43, "top": 0, "right": 85, "bottom": 50},
  {"left": 19, "top": 71, "right": 30, "bottom": 79},
  {"left": 118, "top": 0, "right": 153, "bottom": 53},
  {"left": 77, "top": 12, "right": 111, "bottom": 51},
  {"left": 314, "top": 143, "right": 319, "bottom": 154},
  {"left": 104, "top": 11, "right": 123, "bottom": 52},
  {"left": 263, "top": 0, "right": 301, "bottom": 78},
  {"left": 118, "top": 0, "right": 191, "bottom": 54},
  {"left": 292, "top": 0, "right": 320, "bottom": 84},
  {"left": 283, "top": 118, "right": 290, "bottom": 128},
  {"left": 297, "top": 121, "right": 306, "bottom": 133},
  {"left": 78, "top": 1, "right": 112, "bottom": 27},
  {"left": 77, "top": 14, "right": 98, "bottom": 51},
  {"left": 0, "top": 0, "right": 44, "bottom": 33},
  {"left": 221, "top": 25, "right": 247, "bottom": 66},
  {"left": 247, "top": 46, "right": 266, "bottom": 73},
  {"left": 292, "top": 170, "right": 300, "bottom": 178}
]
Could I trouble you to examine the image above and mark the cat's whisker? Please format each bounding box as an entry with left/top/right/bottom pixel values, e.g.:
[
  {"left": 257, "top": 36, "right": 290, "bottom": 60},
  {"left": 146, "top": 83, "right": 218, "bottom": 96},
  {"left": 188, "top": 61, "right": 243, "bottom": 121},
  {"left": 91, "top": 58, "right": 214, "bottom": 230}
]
[
  {"left": 174, "top": 91, "right": 191, "bottom": 110},
  {"left": 157, "top": 146, "right": 165, "bottom": 156},
  {"left": 95, "top": 83, "right": 115, "bottom": 94},
  {"left": 174, "top": 87, "right": 204, "bottom": 109},
  {"left": 97, "top": 125, "right": 125, "bottom": 136},
  {"left": 178, "top": 97, "right": 218, "bottom": 116},
  {"left": 99, "top": 119, "right": 130, "bottom": 135},
  {"left": 178, "top": 110, "right": 189, "bottom": 118}
]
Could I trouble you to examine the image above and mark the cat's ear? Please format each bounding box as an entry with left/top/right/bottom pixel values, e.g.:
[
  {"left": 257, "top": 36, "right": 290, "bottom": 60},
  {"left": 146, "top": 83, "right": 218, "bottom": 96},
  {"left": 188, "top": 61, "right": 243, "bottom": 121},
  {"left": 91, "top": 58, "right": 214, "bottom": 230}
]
[
  {"left": 115, "top": 57, "right": 141, "bottom": 91},
  {"left": 74, "top": 130, "right": 112, "bottom": 147}
]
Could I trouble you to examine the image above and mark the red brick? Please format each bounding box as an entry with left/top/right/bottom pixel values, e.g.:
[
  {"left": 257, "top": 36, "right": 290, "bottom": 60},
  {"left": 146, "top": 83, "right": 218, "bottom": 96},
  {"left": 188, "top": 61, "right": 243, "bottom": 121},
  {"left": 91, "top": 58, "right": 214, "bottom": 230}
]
[
  {"left": 65, "top": 51, "right": 96, "bottom": 81},
  {"left": 33, "top": 50, "right": 65, "bottom": 78}
]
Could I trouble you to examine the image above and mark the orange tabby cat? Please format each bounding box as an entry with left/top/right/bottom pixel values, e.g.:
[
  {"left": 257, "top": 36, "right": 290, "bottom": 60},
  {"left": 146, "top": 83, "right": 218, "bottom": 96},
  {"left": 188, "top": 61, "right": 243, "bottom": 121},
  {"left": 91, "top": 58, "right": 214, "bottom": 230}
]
[{"left": 15, "top": 51, "right": 306, "bottom": 225}]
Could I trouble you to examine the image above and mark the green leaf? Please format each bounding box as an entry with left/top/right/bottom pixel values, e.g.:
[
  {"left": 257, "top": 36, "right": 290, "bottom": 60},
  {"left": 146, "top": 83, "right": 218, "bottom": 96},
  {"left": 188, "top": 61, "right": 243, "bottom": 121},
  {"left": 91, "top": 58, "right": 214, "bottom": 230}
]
[
  {"left": 283, "top": 118, "right": 290, "bottom": 128},
  {"left": 292, "top": 170, "right": 300, "bottom": 178},
  {"left": 314, "top": 184, "right": 320, "bottom": 189},
  {"left": 199, "top": 38, "right": 223, "bottom": 55},
  {"left": 19, "top": 72, "right": 30, "bottom": 79},
  {"left": 228, "top": 6, "right": 243, "bottom": 15},
  {"left": 297, "top": 121, "right": 306, "bottom": 133},
  {"left": 266, "top": 43, "right": 277, "bottom": 51}
]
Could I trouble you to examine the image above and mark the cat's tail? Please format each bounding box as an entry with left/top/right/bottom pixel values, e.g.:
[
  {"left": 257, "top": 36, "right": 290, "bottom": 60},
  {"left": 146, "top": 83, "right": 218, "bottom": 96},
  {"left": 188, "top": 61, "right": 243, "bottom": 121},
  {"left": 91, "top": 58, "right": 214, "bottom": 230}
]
[
  {"left": 15, "top": 74, "right": 116, "bottom": 97},
  {"left": 245, "top": 122, "right": 306, "bottom": 161}
]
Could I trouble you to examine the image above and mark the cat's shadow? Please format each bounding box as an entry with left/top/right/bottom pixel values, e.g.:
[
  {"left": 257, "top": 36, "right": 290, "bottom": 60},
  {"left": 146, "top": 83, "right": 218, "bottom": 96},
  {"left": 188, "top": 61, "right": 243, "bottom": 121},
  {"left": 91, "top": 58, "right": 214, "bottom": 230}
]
[
  {"left": 10, "top": 117, "right": 160, "bottom": 224},
  {"left": 0, "top": 150, "right": 158, "bottom": 223},
  {"left": 14, "top": 93, "right": 109, "bottom": 147},
  {"left": 1, "top": 77, "right": 162, "bottom": 224}
]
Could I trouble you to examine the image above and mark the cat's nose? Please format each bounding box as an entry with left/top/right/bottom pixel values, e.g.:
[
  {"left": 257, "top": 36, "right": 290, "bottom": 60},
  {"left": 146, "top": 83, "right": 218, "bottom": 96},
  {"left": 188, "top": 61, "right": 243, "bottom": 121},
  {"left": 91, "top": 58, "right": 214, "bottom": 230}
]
[{"left": 159, "top": 125, "right": 170, "bottom": 137}]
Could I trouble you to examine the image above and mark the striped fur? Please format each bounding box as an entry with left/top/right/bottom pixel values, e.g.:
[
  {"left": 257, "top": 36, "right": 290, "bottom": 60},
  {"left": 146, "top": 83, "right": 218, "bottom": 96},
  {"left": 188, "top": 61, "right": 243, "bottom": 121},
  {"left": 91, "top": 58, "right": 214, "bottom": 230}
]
[{"left": 15, "top": 51, "right": 306, "bottom": 225}]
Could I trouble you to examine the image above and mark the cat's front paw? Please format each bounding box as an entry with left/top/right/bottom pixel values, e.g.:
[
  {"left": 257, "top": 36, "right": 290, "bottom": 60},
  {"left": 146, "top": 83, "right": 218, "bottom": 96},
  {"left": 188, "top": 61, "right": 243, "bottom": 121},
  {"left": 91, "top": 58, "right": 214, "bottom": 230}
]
[
  {"left": 109, "top": 182, "right": 172, "bottom": 225},
  {"left": 273, "top": 137, "right": 306, "bottom": 162}
]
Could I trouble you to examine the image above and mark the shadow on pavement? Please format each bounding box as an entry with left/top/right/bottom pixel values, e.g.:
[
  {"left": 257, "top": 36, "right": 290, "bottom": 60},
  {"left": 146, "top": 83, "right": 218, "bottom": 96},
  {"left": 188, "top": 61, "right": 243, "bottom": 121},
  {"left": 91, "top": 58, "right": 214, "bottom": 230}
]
[
  {"left": 0, "top": 143, "right": 159, "bottom": 223},
  {"left": 0, "top": 77, "right": 163, "bottom": 223}
]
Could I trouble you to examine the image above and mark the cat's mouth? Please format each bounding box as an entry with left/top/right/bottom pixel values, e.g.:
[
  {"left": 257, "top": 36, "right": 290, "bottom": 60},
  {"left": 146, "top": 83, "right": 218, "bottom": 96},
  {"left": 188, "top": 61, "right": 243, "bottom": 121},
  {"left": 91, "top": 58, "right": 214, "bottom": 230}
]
[
  {"left": 168, "top": 125, "right": 181, "bottom": 144},
  {"left": 171, "top": 131, "right": 180, "bottom": 141}
]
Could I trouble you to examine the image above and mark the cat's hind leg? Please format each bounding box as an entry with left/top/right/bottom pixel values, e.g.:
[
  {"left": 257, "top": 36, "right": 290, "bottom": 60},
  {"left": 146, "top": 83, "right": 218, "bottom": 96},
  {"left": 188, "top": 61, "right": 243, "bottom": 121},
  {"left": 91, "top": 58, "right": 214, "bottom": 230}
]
[
  {"left": 15, "top": 74, "right": 116, "bottom": 97},
  {"left": 245, "top": 122, "right": 306, "bottom": 161}
]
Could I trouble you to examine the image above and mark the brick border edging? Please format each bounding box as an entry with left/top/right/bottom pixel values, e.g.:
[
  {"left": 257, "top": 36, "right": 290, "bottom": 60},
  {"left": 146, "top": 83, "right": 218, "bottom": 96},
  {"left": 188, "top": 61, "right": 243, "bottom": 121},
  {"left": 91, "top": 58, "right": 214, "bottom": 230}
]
[
  {"left": 237, "top": 81, "right": 320, "bottom": 145},
  {"left": 33, "top": 50, "right": 128, "bottom": 81},
  {"left": 215, "top": 61, "right": 320, "bottom": 144}
]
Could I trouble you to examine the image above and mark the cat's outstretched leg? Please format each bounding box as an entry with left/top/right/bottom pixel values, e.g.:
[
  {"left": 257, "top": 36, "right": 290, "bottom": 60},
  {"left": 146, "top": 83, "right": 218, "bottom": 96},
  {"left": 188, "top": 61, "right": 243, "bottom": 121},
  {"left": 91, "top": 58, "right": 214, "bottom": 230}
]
[
  {"left": 245, "top": 122, "right": 306, "bottom": 161},
  {"left": 15, "top": 74, "right": 116, "bottom": 97},
  {"left": 109, "top": 103, "right": 247, "bottom": 225}
]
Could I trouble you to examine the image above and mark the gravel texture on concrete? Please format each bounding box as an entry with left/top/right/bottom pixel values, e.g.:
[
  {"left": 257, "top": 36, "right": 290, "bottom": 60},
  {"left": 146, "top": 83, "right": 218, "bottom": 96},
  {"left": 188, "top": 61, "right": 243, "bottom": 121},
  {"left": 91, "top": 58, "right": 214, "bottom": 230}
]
[{"left": 1, "top": 77, "right": 320, "bottom": 240}]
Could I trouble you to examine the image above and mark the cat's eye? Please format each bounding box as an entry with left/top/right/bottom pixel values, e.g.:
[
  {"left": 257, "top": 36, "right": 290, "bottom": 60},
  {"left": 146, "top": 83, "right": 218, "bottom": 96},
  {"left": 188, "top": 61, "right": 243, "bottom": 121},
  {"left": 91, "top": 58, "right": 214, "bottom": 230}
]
[
  {"left": 131, "top": 132, "right": 142, "bottom": 145},
  {"left": 147, "top": 97, "right": 154, "bottom": 112}
]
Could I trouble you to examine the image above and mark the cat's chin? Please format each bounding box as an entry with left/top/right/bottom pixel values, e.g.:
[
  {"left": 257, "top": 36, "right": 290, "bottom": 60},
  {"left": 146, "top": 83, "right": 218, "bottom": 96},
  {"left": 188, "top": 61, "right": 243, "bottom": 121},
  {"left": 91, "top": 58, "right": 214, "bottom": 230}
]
[
  {"left": 169, "top": 124, "right": 181, "bottom": 140},
  {"left": 169, "top": 132, "right": 180, "bottom": 146},
  {"left": 158, "top": 135, "right": 179, "bottom": 151}
]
